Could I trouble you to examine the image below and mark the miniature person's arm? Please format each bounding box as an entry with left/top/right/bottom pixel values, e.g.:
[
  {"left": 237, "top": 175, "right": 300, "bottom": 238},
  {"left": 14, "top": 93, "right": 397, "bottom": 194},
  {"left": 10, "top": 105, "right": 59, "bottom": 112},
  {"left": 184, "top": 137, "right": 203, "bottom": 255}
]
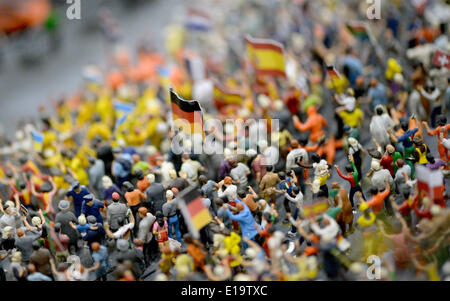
[
  {"left": 334, "top": 165, "right": 352, "bottom": 182},
  {"left": 22, "top": 216, "right": 37, "bottom": 231},
  {"left": 421, "top": 121, "right": 437, "bottom": 136},
  {"left": 103, "top": 222, "right": 116, "bottom": 239},
  {"left": 87, "top": 261, "right": 101, "bottom": 273},
  {"left": 13, "top": 193, "right": 21, "bottom": 213},
  {"left": 377, "top": 220, "right": 393, "bottom": 239},
  {"left": 293, "top": 115, "right": 311, "bottom": 132},
  {"left": 248, "top": 186, "right": 258, "bottom": 199}
]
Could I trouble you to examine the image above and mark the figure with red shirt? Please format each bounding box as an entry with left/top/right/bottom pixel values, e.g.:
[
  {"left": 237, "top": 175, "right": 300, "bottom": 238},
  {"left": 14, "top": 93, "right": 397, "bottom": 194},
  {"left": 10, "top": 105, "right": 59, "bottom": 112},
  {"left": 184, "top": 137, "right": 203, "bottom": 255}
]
[
  {"left": 380, "top": 144, "right": 401, "bottom": 177},
  {"left": 334, "top": 154, "right": 366, "bottom": 209}
]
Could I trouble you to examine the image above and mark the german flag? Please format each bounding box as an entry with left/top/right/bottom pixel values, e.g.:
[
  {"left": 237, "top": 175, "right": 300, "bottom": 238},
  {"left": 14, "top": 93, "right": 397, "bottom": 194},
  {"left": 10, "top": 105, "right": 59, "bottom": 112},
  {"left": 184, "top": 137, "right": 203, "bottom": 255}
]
[
  {"left": 327, "top": 65, "right": 342, "bottom": 81},
  {"left": 346, "top": 21, "right": 370, "bottom": 40},
  {"left": 177, "top": 186, "right": 212, "bottom": 239},
  {"left": 245, "top": 35, "right": 286, "bottom": 78},
  {"left": 170, "top": 89, "right": 204, "bottom": 137},
  {"left": 213, "top": 81, "right": 244, "bottom": 106}
]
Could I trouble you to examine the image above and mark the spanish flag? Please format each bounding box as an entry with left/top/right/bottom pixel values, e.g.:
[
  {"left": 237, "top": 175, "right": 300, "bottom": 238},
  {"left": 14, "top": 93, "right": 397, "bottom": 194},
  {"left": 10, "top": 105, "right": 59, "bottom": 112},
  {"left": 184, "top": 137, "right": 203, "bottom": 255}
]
[
  {"left": 302, "top": 200, "right": 329, "bottom": 218},
  {"left": 178, "top": 186, "right": 212, "bottom": 239},
  {"left": 213, "top": 81, "right": 244, "bottom": 106},
  {"left": 327, "top": 65, "right": 342, "bottom": 81},
  {"left": 245, "top": 35, "right": 286, "bottom": 78},
  {"left": 170, "top": 89, "right": 204, "bottom": 137}
]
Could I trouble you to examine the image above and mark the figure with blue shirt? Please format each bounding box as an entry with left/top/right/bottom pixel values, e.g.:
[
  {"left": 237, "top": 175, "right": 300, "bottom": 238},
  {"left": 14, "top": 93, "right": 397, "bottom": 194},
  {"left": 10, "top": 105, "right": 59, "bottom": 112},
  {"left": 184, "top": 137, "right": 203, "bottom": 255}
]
[
  {"left": 81, "top": 194, "right": 104, "bottom": 224},
  {"left": 225, "top": 199, "right": 262, "bottom": 249},
  {"left": 66, "top": 181, "right": 91, "bottom": 218}
]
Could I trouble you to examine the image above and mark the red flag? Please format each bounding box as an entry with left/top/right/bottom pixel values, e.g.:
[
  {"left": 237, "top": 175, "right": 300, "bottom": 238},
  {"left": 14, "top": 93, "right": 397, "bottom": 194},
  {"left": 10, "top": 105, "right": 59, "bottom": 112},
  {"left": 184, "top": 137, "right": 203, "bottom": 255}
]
[
  {"left": 432, "top": 49, "right": 450, "bottom": 70},
  {"left": 415, "top": 165, "right": 444, "bottom": 202}
]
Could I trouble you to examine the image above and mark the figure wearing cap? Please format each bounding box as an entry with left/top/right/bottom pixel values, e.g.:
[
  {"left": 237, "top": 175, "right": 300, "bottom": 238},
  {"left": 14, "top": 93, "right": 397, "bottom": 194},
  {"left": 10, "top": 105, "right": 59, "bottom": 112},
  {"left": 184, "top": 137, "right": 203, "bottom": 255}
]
[
  {"left": 81, "top": 194, "right": 105, "bottom": 224},
  {"left": 66, "top": 181, "right": 91, "bottom": 218}
]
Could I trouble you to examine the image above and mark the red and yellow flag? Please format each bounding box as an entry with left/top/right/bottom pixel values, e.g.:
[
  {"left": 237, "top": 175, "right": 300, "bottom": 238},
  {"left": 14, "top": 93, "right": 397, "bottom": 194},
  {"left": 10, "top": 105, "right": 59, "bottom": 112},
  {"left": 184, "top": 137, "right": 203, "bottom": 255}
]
[
  {"left": 245, "top": 35, "right": 286, "bottom": 78},
  {"left": 213, "top": 81, "right": 244, "bottom": 106}
]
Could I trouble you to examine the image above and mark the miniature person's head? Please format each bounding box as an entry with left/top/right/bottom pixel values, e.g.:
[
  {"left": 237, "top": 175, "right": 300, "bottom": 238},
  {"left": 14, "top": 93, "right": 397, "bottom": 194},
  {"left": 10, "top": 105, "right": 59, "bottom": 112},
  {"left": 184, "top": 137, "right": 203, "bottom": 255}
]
[
  {"left": 168, "top": 169, "right": 177, "bottom": 179},
  {"left": 369, "top": 187, "right": 379, "bottom": 196},
  {"left": 135, "top": 170, "right": 145, "bottom": 181},
  {"left": 311, "top": 153, "right": 321, "bottom": 164},
  {"left": 345, "top": 164, "right": 353, "bottom": 173},
  {"left": 386, "top": 144, "right": 395, "bottom": 155},
  {"left": 198, "top": 175, "right": 207, "bottom": 186},
  {"left": 237, "top": 190, "right": 246, "bottom": 200},
  {"left": 91, "top": 242, "right": 100, "bottom": 252},
  {"left": 413, "top": 136, "right": 423, "bottom": 146},
  {"left": 262, "top": 212, "right": 272, "bottom": 223},
  {"left": 147, "top": 174, "right": 155, "bottom": 185},
  {"left": 290, "top": 139, "right": 299, "bottom": 149},
  {"left": 292, "top": 186, "right": 300, "bottom": 196},
  {"left": 123, "top": 181, "right": 134, "bottom": 193},
  {"left": 83, "top": 194, "right": 94, "bottom": 205},
  {"left": 31, "top": 216, "right": 42, "bottom": 227},
  {"left": 266, "top": 165, "right": 274, "bottom": 172},
  {"left": 132, "top": 154, "right": 141, "bottom": 163},
  {"left": 165, "top": 190, "right": 174, "bottom": 201},
  {"left": 223, "top": 176, "right": 233, "bottom": 186},
  {"left": 16, "top": 228, "right": 24, "bottom": 238},
  {"left": 102, "top": 176, "right": 113, "bottom": 189},
  {"left": 400, "top": 118, "right": 409, "bottom": 131},
  {"left": 396, "top": 159, "right": 405, "bottom": 168},
  {"left": 375, "top": 106, "right": 384, "bottom": 116},
  {"left": 53, "top": 222, "right": 62, "bottom": 232},
  {"left": 2, "top": 226, "right": 13, "bottom": 239},
  {"left": 236, "top": 202, "right": 244, "bottom": 212},
  {"left": 11, "top": 252, "right": 22, "bottom": 263},
  {"left": 112, "top": 192, "right": 120, "bottom": 203},
  {"left": 78, "top": 215, "right": 87, "bottom": 225},
  {"left": 138, "top": 206, "right": 148, "bottom": 219},
  {"left": 32, "top": 241, "right": 41, "bottom": 251},
  {"left": 71, "top": 181, "right": 81, "bottom": 193},
  {"left": 278, "top": 171, "right": 286, "bottom": 180}
]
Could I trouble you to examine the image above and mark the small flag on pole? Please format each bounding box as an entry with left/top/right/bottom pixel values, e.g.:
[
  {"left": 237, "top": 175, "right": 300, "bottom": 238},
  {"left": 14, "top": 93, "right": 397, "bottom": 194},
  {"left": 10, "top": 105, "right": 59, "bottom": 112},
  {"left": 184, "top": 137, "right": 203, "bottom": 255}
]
[
  {"left": 327, "top": 65, "right": 342, "bottom": 81},
  {"left": 432, "top": 49, "right": 450, "bottom": 70},
  {"left": 184, "top": 55, "right": 206, "bottom": 81},
  {"left": 346, "top": 21, "right": 370, "bottom": 40},
  {"left": 114, "top": 101, "right": 135, "bottom": 128},
  {"left": 177, "top": 186, "right": 212, "bottom": 239},
  {"left": 245, "top": 35, "right": 286, "bottom": 78},
  {"left": 302, "top": 200, "right": 330, "bottom": 218},
  {"left": 30, "top": 130, "right": 44, "bottom": 152},
  {"left": 415, "top": 165, "right": 444, "bottom": 202},
  {"left": 185, "top": 8, "right": 212, "bottom": 31},
  {"left": 170, "top": 89, "right": 204, "bottom": 137}
]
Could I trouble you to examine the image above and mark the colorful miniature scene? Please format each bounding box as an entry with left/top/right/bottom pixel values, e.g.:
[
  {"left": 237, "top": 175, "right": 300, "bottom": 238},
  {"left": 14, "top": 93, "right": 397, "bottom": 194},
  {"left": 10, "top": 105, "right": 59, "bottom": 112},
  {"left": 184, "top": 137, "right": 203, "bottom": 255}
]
[{"left": 0, "top": 0, "right": 449, "bottom": 283}]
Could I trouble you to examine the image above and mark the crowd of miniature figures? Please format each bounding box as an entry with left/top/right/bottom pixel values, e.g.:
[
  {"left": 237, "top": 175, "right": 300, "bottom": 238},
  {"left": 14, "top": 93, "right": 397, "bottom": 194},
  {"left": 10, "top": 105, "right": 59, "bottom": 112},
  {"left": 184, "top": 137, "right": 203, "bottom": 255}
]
[{"left": 0, "top": 0, "right": 449, "bottom": 281}]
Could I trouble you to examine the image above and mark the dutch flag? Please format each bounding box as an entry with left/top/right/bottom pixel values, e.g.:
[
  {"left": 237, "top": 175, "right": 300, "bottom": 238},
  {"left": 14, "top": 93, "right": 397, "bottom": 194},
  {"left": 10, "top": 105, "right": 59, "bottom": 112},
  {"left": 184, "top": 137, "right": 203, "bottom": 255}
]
[{"left": 185, "top": 9, "right": 212, "bottom": 31}]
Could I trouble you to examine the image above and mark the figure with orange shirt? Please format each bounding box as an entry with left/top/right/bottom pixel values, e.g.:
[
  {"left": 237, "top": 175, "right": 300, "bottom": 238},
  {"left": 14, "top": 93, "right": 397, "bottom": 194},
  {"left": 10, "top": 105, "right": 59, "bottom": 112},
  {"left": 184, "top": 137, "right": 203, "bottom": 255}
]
[
  {"left": 365, "top": 178, "right": 391, "bottom": 221},
  {"left": 422, "top": 116, "right": 450, "bottom": 165},
  {"left": 123, "top": 181, "right": 146, "bottom": 220},
  {"left": 292, "top": 106, "right": 327, "bottom": 143}
]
